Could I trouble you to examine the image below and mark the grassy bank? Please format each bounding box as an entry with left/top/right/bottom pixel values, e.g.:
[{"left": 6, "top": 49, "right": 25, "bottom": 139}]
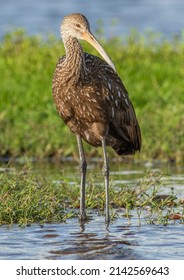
[{"left": 0, "top": 30, "right": 184, "bottom": 162}]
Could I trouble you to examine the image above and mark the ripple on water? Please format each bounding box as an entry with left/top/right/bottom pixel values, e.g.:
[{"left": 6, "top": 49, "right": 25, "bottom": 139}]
[{"left": 0, "top": 212, "right": 184, "bottom": 260}]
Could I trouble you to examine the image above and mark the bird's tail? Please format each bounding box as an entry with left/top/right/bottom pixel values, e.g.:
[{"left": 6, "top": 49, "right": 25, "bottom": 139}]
[{"left": 108, "top": 123, "right": 141, "bottom": 156}]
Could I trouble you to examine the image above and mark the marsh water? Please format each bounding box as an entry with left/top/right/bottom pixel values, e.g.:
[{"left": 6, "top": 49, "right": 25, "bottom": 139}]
[{"left": 0, "top": 160, "right": 184, "bottom": 260}]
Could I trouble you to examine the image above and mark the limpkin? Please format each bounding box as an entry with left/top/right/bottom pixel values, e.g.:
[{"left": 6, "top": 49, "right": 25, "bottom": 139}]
[{"left": 52, "top": 13, "right": 141, "bottom": 223}]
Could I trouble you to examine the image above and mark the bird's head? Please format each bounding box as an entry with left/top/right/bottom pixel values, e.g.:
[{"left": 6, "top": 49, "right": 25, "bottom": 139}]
[
  {"left": 60, "top": 13, "right": 116, "bottom": 72},
  {"left": 61, "top": 13, "right": 90, "bottom": 40}
]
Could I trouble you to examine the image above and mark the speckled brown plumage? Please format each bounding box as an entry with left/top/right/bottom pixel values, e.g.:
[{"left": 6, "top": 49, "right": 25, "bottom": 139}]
[
  {"left": 52, "top": 15, "right": 141, "bottom": 155},
  {"left": 52, "top": 13, "right": 141, "bottom": 222}
]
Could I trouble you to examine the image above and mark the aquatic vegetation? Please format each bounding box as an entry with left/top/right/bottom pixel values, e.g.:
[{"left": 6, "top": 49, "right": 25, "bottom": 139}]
[
  {"left": 0, "top": 166, "right": 183, "bottom": 225},
  {"left": 0, "top": 30, "right": 184, "bottom": 161}
]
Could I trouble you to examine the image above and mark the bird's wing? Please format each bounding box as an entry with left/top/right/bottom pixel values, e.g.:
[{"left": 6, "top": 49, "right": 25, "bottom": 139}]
[
  {"left": 89, "top": 55, "right": 141, "bottom": 152},
  {"left": 101, "top": 65, "right": 137, "bottom": 124},
  {"left": 84, "top": 53, "right": 137, "bottom": 123}
]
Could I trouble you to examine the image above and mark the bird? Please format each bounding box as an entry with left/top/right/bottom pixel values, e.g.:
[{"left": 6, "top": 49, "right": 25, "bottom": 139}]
[{"left": 52, "top": 13, "right": 141, "bottom": 224}]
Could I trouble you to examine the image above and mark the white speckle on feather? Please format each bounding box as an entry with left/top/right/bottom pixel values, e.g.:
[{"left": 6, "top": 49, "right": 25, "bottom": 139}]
[
  {"left": 125, "top": 99, "right": 129, "bottom": 106},
  {"left": 108, "top": 82, "right": 112, "bottom": 91},
  {"left": 85, "top": 131, "right": 90, "bottom": 141},
  {"left": 112, "top": 107, "right": 115, "bottom": 118}
]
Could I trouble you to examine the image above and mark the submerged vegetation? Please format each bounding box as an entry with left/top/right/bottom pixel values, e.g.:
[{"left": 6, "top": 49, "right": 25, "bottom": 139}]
[
  {"left": 0, "top": 166, "right": 183, "bottom": 225},
  {"left": 0, "top": 30, "right": 184, "bottom": 162}
]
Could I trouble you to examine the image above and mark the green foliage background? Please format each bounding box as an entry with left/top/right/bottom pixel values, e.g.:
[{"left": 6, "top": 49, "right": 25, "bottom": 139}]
[{"left": 0, "top": 30, "right": 184, "bottom": 161}]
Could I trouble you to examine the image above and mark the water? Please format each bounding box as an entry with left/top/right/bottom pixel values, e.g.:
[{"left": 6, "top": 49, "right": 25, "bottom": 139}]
[
  {"left": 0, "top": 160, "right": 184, "bottom": 260},
  {"left": 1, "top": 0, "right": 184, "bottom": 39},
  {"left": 1, "top": 219, "right": 184, "bottom": 260}
]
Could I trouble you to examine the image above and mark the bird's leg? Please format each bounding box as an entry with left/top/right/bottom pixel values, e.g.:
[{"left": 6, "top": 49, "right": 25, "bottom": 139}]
[
  {"left": 101, "top": 136, "right": 110, "bottom": 224},
  {"left": 76, "top": 135, "right": 87, "bottom": 221}
]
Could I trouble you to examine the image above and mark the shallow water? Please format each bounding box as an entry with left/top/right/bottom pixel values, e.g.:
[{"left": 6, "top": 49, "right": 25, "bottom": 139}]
[
  {"left": 0, "top": 160, "right": 184, "bottom": 260},
  {"left": 0, "top": 215, "right": 184, "bottom": 260}
]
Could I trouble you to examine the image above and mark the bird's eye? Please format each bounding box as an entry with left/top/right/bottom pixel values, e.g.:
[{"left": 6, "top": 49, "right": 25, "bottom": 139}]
[{"left": 76, "top": 23, "right": 81, "bottom": 28}]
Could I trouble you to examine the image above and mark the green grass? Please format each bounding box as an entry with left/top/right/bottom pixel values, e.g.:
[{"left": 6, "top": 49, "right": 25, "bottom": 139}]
[
  {"left": 0, "top": 30, "right": 184, "bottom": 161},
  {"left": 0, "top": 166, "right": 183, "bottom": 225}
]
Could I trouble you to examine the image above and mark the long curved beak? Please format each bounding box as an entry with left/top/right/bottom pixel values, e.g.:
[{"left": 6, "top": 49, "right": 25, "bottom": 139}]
[{"left": 82, "top": 31, "right": 116, "bottom": 72}]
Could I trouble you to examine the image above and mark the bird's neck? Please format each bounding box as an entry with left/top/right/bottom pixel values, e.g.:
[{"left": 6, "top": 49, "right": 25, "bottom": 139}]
[{"left": 62, "top": 36, "right": 86, "bottom": 83}]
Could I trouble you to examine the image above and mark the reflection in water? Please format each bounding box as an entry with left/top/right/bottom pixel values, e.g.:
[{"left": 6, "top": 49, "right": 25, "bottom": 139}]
[
  {"left": 44, "top": 216, "right": 184, "bottom": 260},
  {"left": 0, "top": 211, "right": 184, "bottom": 260},
  {"left": 43, "top": 217, "right": 139, "bottom": 260}
]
